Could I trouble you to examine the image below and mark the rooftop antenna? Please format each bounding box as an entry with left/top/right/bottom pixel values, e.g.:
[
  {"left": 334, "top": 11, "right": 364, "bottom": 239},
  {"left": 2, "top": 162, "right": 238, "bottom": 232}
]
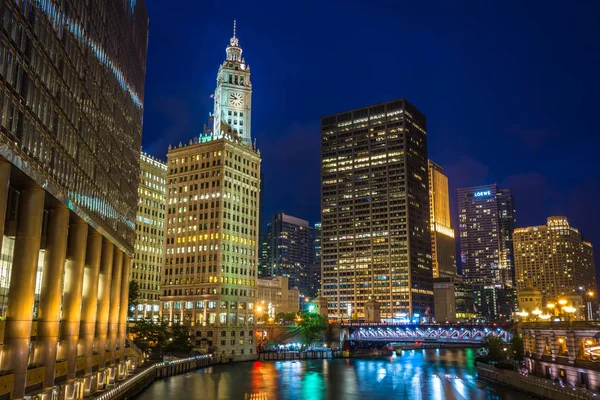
[{"left": 233, "top": 19, "right": 236, "bottom": 38}]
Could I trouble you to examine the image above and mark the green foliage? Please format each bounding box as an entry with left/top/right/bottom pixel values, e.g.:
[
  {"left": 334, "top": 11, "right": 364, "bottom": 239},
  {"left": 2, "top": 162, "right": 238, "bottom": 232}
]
[
  {"left": 275, "top": 312, "right": 298, "bottom": 324},
  {"left": 298, "top": 312, "right": 327, "bottom": 345},
  {"left": 510, "top": 334, "right": 524, "bottom": 361},
  {"left": 165, "top": 322, "right": 194, "bottom": 353},
  {"left": 483, "top": 336, "right": 505, "bottom": 362},
  {"left": 130, "top": 319, "right": 193, "bottom": 353},
  {"left": 128, "top": 280, "right": 140, "bottom": 317}
]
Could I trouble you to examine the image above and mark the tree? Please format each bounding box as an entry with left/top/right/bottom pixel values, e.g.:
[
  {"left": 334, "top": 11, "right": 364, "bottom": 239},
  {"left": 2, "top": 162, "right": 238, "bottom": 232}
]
[
  {"left": 275, "top": 312, "right": 298, "bottom": 324},
  {"left": 510, "top": 334, "right": 524, "bottom": 361},
  {"left": 130, "top": 319, "right": 168, "bottom": 352},
  {"left": 128, "top": 280, "right": 140, "bottom": 317},
  {"left": 165, "top": 322, "right": 194, "bottom": 353},
  {"left": 130, "top": 319, "right": 195, "bottom": 355},
  {"left": 483, "top": 336, "right": 505, "bottom": 362},
  {"left": 298, "top": 312, "right": 327, "bottom": 345}
]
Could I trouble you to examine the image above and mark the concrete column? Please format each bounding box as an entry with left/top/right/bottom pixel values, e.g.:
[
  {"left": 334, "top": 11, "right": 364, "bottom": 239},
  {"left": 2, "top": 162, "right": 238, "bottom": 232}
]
[
  {"left": 33, "top": 205, "right": 70, "bottom": 389},
  {"left": 58, "top": 218, "right": 88, "bottom": 381},
  {"left": 116, "top": 254, "right": 131, "bottom": 378},
  {"left": 107, "top": 248, "right": 123, "bottom": 370},
  {"left": 94, "top": 239, "right": 114, "bottom": 379},
  {"left": 3, "top": 186, "right": 45, "bottom": 400},
  {"left": 535, "top": 335, "right": 545, "bottom": 359},
  {"left": 567, "top": 331, "right": 576, "bottom": 364},
  {"left": 79, "top": 229, "right": 102, "bottom": 396}
]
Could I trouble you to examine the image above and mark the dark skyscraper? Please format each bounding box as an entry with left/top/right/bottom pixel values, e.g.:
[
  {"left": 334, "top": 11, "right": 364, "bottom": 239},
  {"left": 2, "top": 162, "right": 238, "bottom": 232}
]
[
  {"left": 458, "top": 184, "right": 516, "bottom": 320},
  {"left": 0, "top": 1, "right": 148, "bottom": 398},
  {"left": 321, "top": 99, "right": 432, "bottom": 322},
  {"left": 264, "top": 213, "right": 314, "bottom": 298}
]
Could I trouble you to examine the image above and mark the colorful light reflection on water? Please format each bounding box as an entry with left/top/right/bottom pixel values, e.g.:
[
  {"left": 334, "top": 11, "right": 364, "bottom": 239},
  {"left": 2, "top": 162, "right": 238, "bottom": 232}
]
[{"left": 136, "top": 349, "right": 531, "bottom": 399}]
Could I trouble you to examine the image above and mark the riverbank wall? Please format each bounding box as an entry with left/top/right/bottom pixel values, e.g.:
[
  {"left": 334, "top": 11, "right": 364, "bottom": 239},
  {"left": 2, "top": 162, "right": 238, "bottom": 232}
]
[
  {"left": 476, "top": 362, "right": 598, "bottom": 400},
  {"left": 259, "top": 350, "right": 336, "bottom": 361},
  {"left": 92, "top": 355, "right": 215, "bottom": 400}
]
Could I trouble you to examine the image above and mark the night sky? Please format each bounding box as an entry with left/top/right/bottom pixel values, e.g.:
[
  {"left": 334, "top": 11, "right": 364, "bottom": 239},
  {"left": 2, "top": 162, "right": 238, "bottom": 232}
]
[{"left": 140, "top": 1, "right": 600, "bottom": 272}]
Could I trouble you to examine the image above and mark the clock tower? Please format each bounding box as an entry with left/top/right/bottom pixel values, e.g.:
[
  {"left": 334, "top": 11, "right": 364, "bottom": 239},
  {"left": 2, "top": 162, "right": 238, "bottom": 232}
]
[{"left": 213, "top": 21, "right": 252, "bottom": 145}]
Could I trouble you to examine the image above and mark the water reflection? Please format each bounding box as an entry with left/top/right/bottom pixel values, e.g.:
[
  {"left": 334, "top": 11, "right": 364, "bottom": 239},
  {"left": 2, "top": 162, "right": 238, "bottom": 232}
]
[{"left": 136, "top": 349, "right": 530, "bottom": 399}]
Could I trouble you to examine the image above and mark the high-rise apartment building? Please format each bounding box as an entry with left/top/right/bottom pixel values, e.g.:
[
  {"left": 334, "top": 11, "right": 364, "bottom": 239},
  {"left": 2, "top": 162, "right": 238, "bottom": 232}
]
[
  {"left": 131, "top": 154, "right": 167, "bottom": 320},
  {"left": 309, "top": 222, "right": 322, "bottom": 299},
  {"left": 428, "top": 160, "right": 456, "bottom": 278},
  {"left": 321, "top": 99, "right": 432, "bottom": 322},
  {"left": 458, "top": 184, "right": 515, "bottom": 320},
  {"left": 0, "top": 1, "right": 148, "bottom": 398},
  {"left": 514, "top": 216, "right": 596, "bottom": 305},
  {"left": 263, "top": 213, "right": 314, "bottom": 298},
  {"left": 161, "top": 25, "right": 261, "bottom": 361}
]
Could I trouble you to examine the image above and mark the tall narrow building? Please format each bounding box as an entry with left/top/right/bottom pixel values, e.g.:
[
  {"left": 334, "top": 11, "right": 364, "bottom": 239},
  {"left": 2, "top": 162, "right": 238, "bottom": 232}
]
[
  {"left": 514, "top": 216, "right": 596, "bottom": 305},
  {"left": 458, "top": 184, "right": 515, "bottom": 320},
  {"left": 161, "top": 24, "right": 261, "bottom": 361},
  {"left": 321, "top": 99, "right": 432, "bottom": 322},
  {"left": 309, "top": 222, "right": 322, "bottom": 299},
  {"left": 264, "top": 213, "right": 314, "bottom": 298},
  {"left": 428, "top": 160, "right": 456, "bottom": 278},
  {"left": 131, "top": 154, "right": 167, "bottom": 320},
  {"left": 0, "top": 1, "right": 148, "bottom": 398}
]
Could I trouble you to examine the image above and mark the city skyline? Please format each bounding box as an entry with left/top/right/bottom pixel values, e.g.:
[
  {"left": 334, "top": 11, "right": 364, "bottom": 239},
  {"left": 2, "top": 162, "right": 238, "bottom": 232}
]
[{"left": 139, "top": 3, "right": 600, "bottom": 276}]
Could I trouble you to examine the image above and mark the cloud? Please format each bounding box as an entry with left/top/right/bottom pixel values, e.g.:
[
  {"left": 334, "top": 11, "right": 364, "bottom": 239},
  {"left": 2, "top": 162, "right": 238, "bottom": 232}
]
[{"left": 509, "top": 125, "right": 550, "bottom": 149}]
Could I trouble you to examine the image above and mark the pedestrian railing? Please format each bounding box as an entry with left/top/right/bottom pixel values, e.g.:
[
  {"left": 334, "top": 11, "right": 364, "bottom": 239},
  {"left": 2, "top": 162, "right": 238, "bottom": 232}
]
[{"left": 93, "top": 355, "right": 214, "bottom": 400}]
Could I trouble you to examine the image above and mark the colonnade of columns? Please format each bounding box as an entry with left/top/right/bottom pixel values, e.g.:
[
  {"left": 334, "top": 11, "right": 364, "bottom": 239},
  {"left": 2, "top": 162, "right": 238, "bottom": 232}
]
[{"left": 0, "top": 160, "right": 133, "bottom": 400}]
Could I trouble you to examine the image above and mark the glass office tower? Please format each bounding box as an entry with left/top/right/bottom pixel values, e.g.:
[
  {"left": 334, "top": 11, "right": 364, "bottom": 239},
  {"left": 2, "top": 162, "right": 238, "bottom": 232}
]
[
  {"left": 0, "top": 1, "right": 148, "bottom": 398},
  {"left": 321, "top": 99, "right": 433, "bottom": 322}
]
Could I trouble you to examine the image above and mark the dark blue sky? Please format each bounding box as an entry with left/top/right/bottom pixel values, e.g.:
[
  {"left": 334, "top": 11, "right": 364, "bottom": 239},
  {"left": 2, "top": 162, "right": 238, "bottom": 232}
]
[{"left": 141, "top": 1, "right": 600, "bottom": 270}]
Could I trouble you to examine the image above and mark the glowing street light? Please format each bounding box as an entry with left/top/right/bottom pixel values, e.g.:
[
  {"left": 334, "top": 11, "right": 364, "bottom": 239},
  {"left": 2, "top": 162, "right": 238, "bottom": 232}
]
[
  {"left": 558, "top": 299, "right": 568, "bottom": 306},
  {"left": 531, "top": 309, "right": 542, "bottom": 316}
]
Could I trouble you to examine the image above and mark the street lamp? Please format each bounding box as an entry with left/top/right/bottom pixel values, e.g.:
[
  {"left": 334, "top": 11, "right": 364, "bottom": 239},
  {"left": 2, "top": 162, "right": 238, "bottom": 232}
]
[
  {"left": 531, "top": 309, "right": 542, "bottom": 321},
  {"left": 562, "top": 306, "right": 576, "bottom": 322}
]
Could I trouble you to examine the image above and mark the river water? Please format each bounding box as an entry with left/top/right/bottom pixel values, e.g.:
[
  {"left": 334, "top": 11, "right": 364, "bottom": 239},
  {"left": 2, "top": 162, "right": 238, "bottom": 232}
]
[{"left": 135, "top": 349, "right": 532, "bottom": 399}]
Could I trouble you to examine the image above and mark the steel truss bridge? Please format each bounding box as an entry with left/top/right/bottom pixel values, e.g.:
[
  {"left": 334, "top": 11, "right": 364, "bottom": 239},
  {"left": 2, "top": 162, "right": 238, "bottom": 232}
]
[{"left": 341, "top": 323, "right": 512, "bottom": 345}]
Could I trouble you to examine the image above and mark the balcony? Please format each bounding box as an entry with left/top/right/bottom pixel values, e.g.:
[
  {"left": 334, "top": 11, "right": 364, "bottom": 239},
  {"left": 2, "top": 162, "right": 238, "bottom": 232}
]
[
  {"left": 0, "top": 373, "right": 14, "bottom": 397},
  {"left": 25, "top": 365, "right": 45, "bottom": 391}
]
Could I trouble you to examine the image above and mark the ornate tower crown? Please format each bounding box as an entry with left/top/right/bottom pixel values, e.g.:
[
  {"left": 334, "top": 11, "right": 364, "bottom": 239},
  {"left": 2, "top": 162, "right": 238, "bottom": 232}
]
[{"left": 226, "top": 20, "right": 242, "bottom": 62}]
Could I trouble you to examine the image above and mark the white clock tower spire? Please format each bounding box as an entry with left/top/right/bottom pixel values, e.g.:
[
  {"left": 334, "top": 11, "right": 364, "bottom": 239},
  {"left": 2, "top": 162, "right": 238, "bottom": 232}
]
[{"left": 213, "top": 20, "right": 252, "bottom": 145}]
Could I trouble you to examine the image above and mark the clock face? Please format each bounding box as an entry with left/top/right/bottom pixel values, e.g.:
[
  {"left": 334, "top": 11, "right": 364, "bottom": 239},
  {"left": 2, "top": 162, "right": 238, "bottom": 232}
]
[{"left": 229, "top": 92, "right": 243, "bottom": 107}]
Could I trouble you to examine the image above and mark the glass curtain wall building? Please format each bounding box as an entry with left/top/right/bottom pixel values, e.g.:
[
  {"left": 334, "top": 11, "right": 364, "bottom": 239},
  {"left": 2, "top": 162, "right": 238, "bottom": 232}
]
[
  {"left": 458, "top": 184, "right": 516, "bottom": 320},
  {"left": 0, "top": 1, "right": 148, "bottom": 398},
  {"left": 263, "top": 212, "right": 314, "bottom": 299},
  {"left": 321, "top": 99, "right": 433, "bottom": 322}
]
